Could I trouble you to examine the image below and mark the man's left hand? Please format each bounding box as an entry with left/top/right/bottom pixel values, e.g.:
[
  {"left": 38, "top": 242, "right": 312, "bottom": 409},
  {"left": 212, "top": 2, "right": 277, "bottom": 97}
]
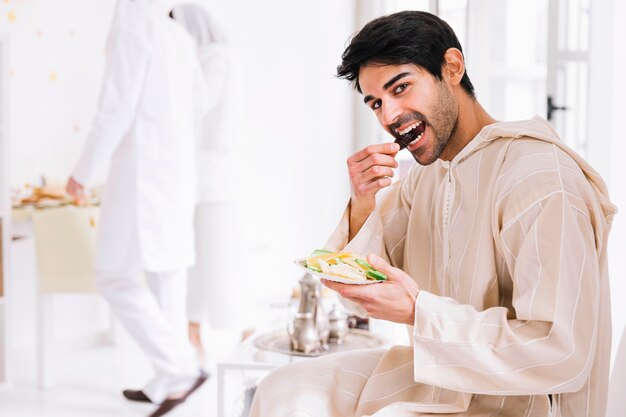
[{"left": 321, "top": 254, "right": 420, "bottom": 325}]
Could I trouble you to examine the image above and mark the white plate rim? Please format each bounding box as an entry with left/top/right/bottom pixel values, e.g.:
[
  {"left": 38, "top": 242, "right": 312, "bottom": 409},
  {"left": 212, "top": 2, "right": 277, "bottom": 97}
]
[{"left": 293, "top": 258, "right": 382, "bottom": 285}]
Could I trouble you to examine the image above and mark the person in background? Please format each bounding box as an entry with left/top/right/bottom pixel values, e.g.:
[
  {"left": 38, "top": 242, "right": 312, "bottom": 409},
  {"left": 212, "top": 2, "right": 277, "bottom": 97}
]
[
  {"left": 250, "top": 10, "right": 616, "bottom": 417},
  {"left": 66, "top": 1, "right": 208, "bottom": 415},
  {"left": 171, "top": 4, "right": 249, "bottom": 365}
]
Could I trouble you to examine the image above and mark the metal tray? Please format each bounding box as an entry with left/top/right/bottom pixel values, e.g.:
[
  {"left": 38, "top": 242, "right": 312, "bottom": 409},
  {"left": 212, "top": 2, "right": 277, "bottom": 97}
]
[{"left": 253, "top": 329, "right": 386, "bottom": 357}]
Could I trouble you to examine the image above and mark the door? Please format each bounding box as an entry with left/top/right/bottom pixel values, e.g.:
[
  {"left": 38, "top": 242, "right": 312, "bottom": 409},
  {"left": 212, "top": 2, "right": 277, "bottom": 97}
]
[{"left": 547, "top": 0, "right": 591, "bottom": 157}]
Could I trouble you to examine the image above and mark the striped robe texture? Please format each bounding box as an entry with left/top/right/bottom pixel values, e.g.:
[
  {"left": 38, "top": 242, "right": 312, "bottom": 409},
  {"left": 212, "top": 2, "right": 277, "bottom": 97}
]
[{"left": 250, "top": 116, "right": 617, "bottom": 417}]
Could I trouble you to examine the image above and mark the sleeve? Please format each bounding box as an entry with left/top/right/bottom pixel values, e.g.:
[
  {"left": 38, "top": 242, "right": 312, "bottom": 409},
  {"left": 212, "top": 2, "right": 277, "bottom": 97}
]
[
  {"left": 71, "top": 23, "right": 152, "bottom": 187},
  {"left": 410, "top": 191, "right": 600, "bottom": 395},
  {"left": 321, "top": 176, "right": 415, "bottom": 316},
  {"left": 193, "top": 56, "right": 210, "bottom": 121},
  {"left": 198, "top": 49, "right": 228, "bottom": 113}
]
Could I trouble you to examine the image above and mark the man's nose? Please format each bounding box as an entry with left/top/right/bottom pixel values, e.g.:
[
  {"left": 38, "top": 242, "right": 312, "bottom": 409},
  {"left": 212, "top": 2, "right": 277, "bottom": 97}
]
[{"left": 381, "top": 101, "right": 402, "bottom": 126}]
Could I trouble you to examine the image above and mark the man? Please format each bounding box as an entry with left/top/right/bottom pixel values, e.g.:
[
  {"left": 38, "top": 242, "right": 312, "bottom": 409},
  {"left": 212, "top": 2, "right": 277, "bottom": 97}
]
[
  {"left": 66, "top": 1, "right": 207, "bottom": 416},
  {"left": 250, "top": 11, "right": 616, "bottom": 417}
]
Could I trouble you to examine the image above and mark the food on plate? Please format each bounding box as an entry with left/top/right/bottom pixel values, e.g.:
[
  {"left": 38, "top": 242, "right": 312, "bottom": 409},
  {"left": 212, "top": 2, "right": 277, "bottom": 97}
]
[
  {"left": 304, "top": 249, "right": 387, "bottom": 282},
  {"left": 13, "top": 183, "right": 100, "bottom": 208},
  {"left": 19, "top": 186, "right": 65, "bottom": 204}
]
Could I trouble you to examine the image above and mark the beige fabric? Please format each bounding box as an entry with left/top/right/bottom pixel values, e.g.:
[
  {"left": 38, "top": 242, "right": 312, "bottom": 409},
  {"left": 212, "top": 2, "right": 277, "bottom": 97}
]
[
  {"left": 251, "top": 117, "right": 616, "bottom": 417},
  {"left": 32, "top": 206, "right": 100, "bottom": 293}
]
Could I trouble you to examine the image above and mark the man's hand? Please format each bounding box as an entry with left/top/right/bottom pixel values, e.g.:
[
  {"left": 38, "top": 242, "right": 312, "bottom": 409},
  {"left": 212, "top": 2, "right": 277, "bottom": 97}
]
[
  {"left": 347, "top": 143, "right": 399, "bottom": 239},
  {"left": 321, "top": 254, "right": 419, "bottom": 325},
  {"left": 65, "top": 176, "right": 86, "bottom": 204}
]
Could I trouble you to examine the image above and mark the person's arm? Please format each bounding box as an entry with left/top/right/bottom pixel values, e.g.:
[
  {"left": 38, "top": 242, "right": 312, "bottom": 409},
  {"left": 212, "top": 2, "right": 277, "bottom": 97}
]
[
  {"left": 322, "top": 253, "right": 419, "bottom": 324},
  {"left": 347, "top": 143, "right": 400, "bottom": 240},
  {"left": 408, "top": 190, "right": 601, "bottom": 395},
  {"left": 70, "top": 22, "right": 151, "bottom": 188},
  {"left": 197, "top": 47, "right": 228, "bottom": 113},
  {"left": 65, "top": 177, "right": 86, "bottom": 203},
  {"left": 321, "top": 164, "right": 417, "bottom": 317}
]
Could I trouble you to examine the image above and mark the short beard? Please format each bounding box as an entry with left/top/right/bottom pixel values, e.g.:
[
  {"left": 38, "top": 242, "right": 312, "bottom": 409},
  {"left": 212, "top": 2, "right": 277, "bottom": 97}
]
[{"left": 410, "top": 81, "right": 458, "bottom": 165}]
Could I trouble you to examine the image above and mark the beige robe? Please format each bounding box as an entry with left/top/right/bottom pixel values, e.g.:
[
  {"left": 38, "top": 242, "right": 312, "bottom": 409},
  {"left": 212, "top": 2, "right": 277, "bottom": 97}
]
[{"left": 251, "top": 116, "right": 616, "bottom": 417}]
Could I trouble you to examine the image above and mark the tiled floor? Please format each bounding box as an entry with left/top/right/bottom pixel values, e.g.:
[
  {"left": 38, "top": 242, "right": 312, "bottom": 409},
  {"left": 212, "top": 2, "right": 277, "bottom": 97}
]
[{"left": 0, "top": 329, "right": 245, "bottom": 417}]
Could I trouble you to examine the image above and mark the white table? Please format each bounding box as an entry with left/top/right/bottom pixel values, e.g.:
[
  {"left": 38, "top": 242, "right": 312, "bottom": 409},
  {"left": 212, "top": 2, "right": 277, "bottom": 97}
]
[
  {"left": 12, "top": 205, "right": 113, "bottom": 389},
  {"left": 216, "top": 329, "right": 389, "bottom": 417},
  {"left": 216, "top": 335, "right": 301, "bottom": 417}
]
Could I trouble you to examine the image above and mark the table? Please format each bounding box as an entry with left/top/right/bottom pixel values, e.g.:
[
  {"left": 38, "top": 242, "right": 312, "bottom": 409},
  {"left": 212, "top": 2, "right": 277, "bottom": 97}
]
[
  {"left": 216, "top": 329, "right": 387, "bottom": 417},
  {"left": 11, "top": 205, "right": 112, "bottom": 389},
  {"left": 217, "top": 335, "right": 300, "bottom": 417}
]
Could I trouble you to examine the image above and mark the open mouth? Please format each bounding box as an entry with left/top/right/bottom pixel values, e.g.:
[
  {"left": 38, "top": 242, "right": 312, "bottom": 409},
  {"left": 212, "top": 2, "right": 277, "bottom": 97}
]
[{"left": 394, "top": 120, "right": 426, "bottom": 150}]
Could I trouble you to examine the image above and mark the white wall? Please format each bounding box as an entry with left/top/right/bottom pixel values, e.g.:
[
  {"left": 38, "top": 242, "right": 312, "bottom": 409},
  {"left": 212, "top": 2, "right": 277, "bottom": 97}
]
[
  {"left": 607, "top": 0, "right": 626, "bottom": 370},
  {"left": 192, "top": 0, "right": 356, "bottom": 299},
  {"left": 587, "top": 0, "right": 626, "bottom": 371},
  {"left": 0, "top": 0, "right": 119, "bottom": 354},
  {"left": 0, "top": 0, "right": 113, "bottom": 188}
]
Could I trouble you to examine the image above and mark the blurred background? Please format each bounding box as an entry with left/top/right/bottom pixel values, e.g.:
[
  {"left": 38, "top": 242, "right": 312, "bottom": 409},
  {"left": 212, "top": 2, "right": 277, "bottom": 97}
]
[{"left": 0, "top": 0, "right": 624, "bottom": 416}]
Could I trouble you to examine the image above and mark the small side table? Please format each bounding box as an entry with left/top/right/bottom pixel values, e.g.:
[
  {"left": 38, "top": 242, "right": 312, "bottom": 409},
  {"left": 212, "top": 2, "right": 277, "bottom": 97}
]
[
  {"left": 216, "top": 329, "right": 387, "bottom": 417},
  {"left": 216, "top": 337, "right": 300, "bottom": 417},
  {"left": 11, "top": 205, "right": 113, "bottom": 389}
]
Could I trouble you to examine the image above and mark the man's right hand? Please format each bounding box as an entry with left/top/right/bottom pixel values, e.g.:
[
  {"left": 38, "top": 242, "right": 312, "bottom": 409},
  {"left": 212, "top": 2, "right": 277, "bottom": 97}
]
[
  {"left": 347, "top": 142, "right": 400, "bottom": 239},
  {"left": 65, "top": 176, "right": 86, "bottom": 205}
]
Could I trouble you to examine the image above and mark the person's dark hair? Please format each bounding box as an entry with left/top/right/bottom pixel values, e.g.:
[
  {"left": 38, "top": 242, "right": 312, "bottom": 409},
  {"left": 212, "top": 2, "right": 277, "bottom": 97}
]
[{"left": 337, "top": 11, "right": 475, "bottom": 98}]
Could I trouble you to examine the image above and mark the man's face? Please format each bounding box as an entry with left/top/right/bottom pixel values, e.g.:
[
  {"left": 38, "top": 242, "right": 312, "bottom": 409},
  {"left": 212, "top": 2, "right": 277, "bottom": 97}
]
[{"left": 359, "top": 63, "right": 458, "bottom": 165}]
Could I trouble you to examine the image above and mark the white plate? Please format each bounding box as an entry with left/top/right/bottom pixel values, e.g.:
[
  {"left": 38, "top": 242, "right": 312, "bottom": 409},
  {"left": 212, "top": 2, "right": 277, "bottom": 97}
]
[{"left": 293, "top": 258, "right": 382, "bottom": 285}]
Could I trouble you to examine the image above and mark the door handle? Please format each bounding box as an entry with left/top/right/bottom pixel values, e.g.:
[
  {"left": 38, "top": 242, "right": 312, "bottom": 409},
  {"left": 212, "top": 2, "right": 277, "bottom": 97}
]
[{"left": 547, "top": 96, "right": 568, "bottom": 121}]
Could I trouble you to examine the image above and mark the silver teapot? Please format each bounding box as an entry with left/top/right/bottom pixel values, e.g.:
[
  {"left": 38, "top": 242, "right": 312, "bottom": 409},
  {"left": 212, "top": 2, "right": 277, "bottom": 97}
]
[
  {"left": 287, "top": 312, "right": 320, "bottom": 354},
  {"left": 328, "top": 304, "right": 349, "bottom": 344},
  {"left": 288, "top": 274, "right": 329, "bottom": 353}
]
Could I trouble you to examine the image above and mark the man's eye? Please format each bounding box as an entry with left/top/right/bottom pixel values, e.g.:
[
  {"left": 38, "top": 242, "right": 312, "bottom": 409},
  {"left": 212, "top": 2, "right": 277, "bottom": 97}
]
[
  {"left": 394, "top": 83, "right": 408, "bottom": 94},
  {"left": 371, "top": 100, "right": 382, "bottom": 110}
]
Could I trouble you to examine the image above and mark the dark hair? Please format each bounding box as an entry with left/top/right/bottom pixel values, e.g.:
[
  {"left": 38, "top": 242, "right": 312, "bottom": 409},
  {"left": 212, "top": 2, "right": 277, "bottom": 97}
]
[{"left": 337, "top": 11, "right": 475, "bottom": 97}]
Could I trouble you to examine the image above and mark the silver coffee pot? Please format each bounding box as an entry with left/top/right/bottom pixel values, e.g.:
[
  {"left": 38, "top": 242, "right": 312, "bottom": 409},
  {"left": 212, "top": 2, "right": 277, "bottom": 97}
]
[
  {"left": 328, "top": 304, "right": 349, "bottom": 344},
  {"left": 288, "top": 274, "right": 329, "bottom": 353},
  {"left": 287, "top": 312, "right": 320, "bottom": 354}
]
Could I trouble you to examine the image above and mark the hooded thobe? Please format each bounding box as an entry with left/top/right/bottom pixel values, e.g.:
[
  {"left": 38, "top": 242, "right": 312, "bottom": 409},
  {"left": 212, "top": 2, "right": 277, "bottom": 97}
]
[{"left": 250, "top": 116, "right": 617, "bottom": 417}]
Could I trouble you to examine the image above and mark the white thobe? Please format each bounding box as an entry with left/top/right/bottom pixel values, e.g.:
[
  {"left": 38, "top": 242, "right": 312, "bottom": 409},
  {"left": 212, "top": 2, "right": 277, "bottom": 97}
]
[{"left": 71, "top": 1, "right": 206, "bottom": 403}]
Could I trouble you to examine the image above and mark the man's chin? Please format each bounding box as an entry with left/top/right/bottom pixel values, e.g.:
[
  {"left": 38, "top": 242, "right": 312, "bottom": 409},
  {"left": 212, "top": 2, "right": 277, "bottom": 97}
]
[{"left": 410, "top": 149, "right": 438, "bottom": 166}]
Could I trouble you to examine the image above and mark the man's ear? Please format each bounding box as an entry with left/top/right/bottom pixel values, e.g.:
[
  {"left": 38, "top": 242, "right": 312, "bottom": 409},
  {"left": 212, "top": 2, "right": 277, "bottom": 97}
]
[{"left": 442, "top": 48, "right": 465, "bottom": 86}]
